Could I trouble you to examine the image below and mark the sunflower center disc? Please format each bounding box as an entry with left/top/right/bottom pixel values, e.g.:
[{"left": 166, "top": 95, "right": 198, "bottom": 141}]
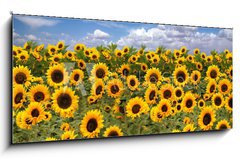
[
  {"left": 96, "top": 68, "right": 105, "bottom": 78},
  {"left": 108, "top": 131, "right": 118, "bottom": 137},
  {"left": 194, "top": 74, "right": 198, "bottom": 81},
  {"left": 177, "top": 71, "right": 186, "bottom": 83},
  {"left": 186, "top": 99, "right": 193, "bottom": 108},
  {"left": 210, "top": 85, "right": 215, "bottom": 93},
  {"left": 34, "top": 91, "right": 45, "bottom": 102},
  {"left": 221, "top": 84, "right": 228, "bottom": 92},
  {"left": 57, "top": 93, "right": 72, "bottom": 109},
  {"left": 214, "top": 97, "right": 222, "bottom": 106},
  {"left": 31, "top": 109, "right": 40, "bottom": 117},
  {"left": 74, "top": 74, "right": 80, "bottom": 81},
  {"left": 163, "top": 90, "right": 172, "bottom": 99},
  {"left": 96, "top": 86, "right": 103, "bottom": 95},
  {"left": 132, "top": 104, "right": 141, "bottom": 114},
  {"left": 220, "top": 124, "right": 227, "bottom": 129},
  {"left": 203, "top": 113, "right": 211, "bottom": 125},
  {"left": 228, "top": 98, "right": 232, "bottom": 108},
  {"left": 15, "top": 93, "right": 23, "bottom": 104},
  {"left": 15, "top": 72, "right": 27, "bottom": 84},
  {"left": 130, "top": 79, "right": 136, "bottom": 86},
  {"left": 150, "top": 73, "right": 158, "bottom": 83},
  {"left": 51, "top": 70, "right": 64, "bottom": 83},
  {"left": 176, "top": 90, "right": 182, "bottom": 97},
  {"left": 111, "top": 85, "right": 119, "bottom": 94},
  {"left": 123, "top": 69, "right": 129, "bottom": 76},
  {"left": 162, "top": 105, "right": 168, "bottom": 112},
  {"left": 87, "top": 119, "right": 98, "bottom": 132},
  {"left": 149, "top": 91, "right": 156, "bottom": 100},
  {"left": 210, "top": 70, "right": 217, "bottom": 78}
]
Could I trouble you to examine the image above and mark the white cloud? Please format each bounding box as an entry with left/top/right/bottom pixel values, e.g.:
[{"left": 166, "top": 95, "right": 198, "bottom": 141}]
[
  {"left": 92, "top": 29, "right": 110, "bottom": 39},
  {"left": 24, "top": 34, "right": 37, "bottom": 41},
  {"left": 13, "top": 29, "right": 20, "bottom": 38},
  {"left": 116, "top": 25, "right": 232, "bottom": 53},
  {"left": 15, "top": 16, "right": 59, "bottom": 28}
]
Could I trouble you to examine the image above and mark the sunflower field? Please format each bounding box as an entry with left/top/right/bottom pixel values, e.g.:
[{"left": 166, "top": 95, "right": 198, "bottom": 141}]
[{"left": 12, "top": 41, "right": 233, "bottom": 143}]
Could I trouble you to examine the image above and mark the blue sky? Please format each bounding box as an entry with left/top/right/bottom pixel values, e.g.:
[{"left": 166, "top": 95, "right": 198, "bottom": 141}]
[{"left": 13, "top": 14, "right": 233, "bottom": 53}]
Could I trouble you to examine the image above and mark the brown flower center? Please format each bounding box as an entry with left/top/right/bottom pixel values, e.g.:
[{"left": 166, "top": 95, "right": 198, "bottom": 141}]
[
  {"left": 186, "top": 99, "right": 193, "bottom": 108},
  {"left": 34, "top": 91, "right": 45, "bottom": 102},
  {"left": 122, "top": 68, "right": 129, "bottom": 76},
  {"left": 31, "top": 109, "right": 40, "bottom": 117},
  {"left": 210, "top": 84, "right": 215, "bottom": 93},
  {"left": 130, "top": 79, "right": 136, "bottom": 86},
  {"left": 203, "top": 113, "right": 211, "bottom": 125},
  {"left": 176, "top": 90, "right": 182, "bottom": 97},
  {"left": 108, "top": 131, "right": 119, "bottom": 137},
  {"left": 177, "top": 71, "right": 186, "bottom": 83},
  {"left": 161, "top": 105, "right": 168, "bottom": 112},
  {"left": 110, "top": 85, "right": 119, "bottom": 94},
  {"left": 221, "top": 84, "right": 228, "bottom": 92},
  {"left": 15, "top": 72, "right": 27, "bottom": 84},
  {"left": 149, "top": 90, "right": 156, "bottom": 100},
  {"left": 15, "top": 93, "right": 23, "bottom": 104},
  {"left": 87, "top": 118, "right": 98, "bottom": 132},
  {"left": 149, "top": 73, "right": 158, "bottom": 83},
  {"left": 228, "top": 97, "right": 232, "bottom": 108},
  {"left": 163, "top": 90, "right": 172, "bottom": 99},
  {"left": 51, "top": 70, "right": 64, "bottom": 83},
  {"left": 57, "top": 93, "right": 72, "bottom": 109},
  {"left": 132, "top": 104, "right": 141, "bottom": 114},
  {"left": 96, "top": 85, "right": 103, "bottom": 95},
  {"left": 74, "top": 74, "right": 80, "bottom": 81},
  {"left": 96, "top": 68, "right": 105, "bottom": 78},
  {"left": 210, "top": 70, "right": 217, "bottom": 78},
  {"left": 220, "top": 124, "right": 227, "bottom": 129},
  {"left": 214, "top": 96, "right": 222, "bottom": 106}
]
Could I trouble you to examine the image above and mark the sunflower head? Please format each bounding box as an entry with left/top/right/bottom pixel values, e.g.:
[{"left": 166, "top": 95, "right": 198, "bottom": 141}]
[
  {"left": 61, "top": 131, "right": 77, "bottom": 140},
  {"left": 198, "top": 107, "right": 216, "bottom": 130},
  {"left": 206, "top": 79, "right": 217, "bottom": 94},
  {"left": 118, "top": 64, "right": 130, "bottom": 78},
  {"left": 13, "top": 84, "right": 26, "bottom": 109},
  {"left": 57, "top": 41, "right": 65, "bottom": 50},
  {"left": 80, "top": 110, "right": 104, "bottom": 138},
  {"left": 70, "top": 69, "right": 84, "bottom": 86},
  {"left": 13, "top": 65, "right": 32, "bottom": 86},
  {"left": 216, "top": 120, "right": 231, "bottom": 130},
  {"left": 74, "top": 43, "right": 86, "bottom": 52},
  {"left": 218, "top": 79, "right": 231, "bottom": 95},
  {"left": 91, "top": 79, "right": 105, "bottom": 98},
  {"left": 225, "top": 94, "right": 232, "bottom": 112},
  {"left": 46, "top": 64, "right": 69, "bottom": 87},
  {"left": 107, "top": 79, "right": 123, "bottom": 98},
  {"left": 157, "top": 99, "right": 172, "bottom": 117},
  {"left": 190, "top": 70, "right": 201, "bottom": 85},
  {"left": 91, "top": 63, "right": 109, "bottom": 80},
  {"left": 193, "top": 48, "right": 200, "bottom": 55},
  {"left": 212, "top": 93, "right": 224, "bottom": 109},
  {"left": 182, "top": 92, "right": 196, "bottom": 113},
  {"left": 25, "top": 102, "right": 45, "bottom": 124},
  {"left": 103, "top": 125, "right": 123, "bottom": 137},
  {"left": 126, "top": 97, "right": 149, "bottom": 119},
  {"left": 206, "top": 65, "right": 219, "bottom": 80},
  {"left": 174, "top": 87, "right": 184, "bottom": 100},
  {"left": 145, "top": 68, "right": 162, "bottom": 84},
  {"left": 29, "top": 84, "right": 50, "bottom": 103},
  {"left": 127, "top": 75, "right": 139, "bottom": 91},
  {"left": 173, "top": 66, "right": 189, "bottom": 87},
  {"left": 145, "top": 84, "right": 158, "bottom": 105}
]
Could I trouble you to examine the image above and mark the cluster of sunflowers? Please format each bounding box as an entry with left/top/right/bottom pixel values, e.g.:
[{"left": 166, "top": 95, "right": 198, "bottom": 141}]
[{"left": 12, "top": 41, "right": 232, "bottom": 143}]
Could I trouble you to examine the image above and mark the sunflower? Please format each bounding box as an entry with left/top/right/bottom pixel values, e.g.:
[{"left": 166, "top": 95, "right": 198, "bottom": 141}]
[
  {"left": 145, "top": 67, "right": 162, "bottom": 84},
  {"left": 29, "top": 84, "right": 50, "bottom": 103},
  {"left": 150, "top": 106, "right": 163, "bottom": 122},
  {"left": 70, "top": 69, "right": 84, "bottom": 86},
  {"left": 225, "top": 94, "right": 232, "bottom": 111},
  {"left": 175, "top": 104, "right": 182, "bottom": 112},
  {"left": 13, "top": 65, "right": 32, "bottom": 86},
  {"left": 129, "top": 55, "right": 138, "bottom": 63},
  {"left": 65, "top": 51, "right": 76, "bottom": 60},
  {"left": 159, "top": 84, "right": 174, "bottom": 100},
  {"left": 19, "top": 112, "right": 34, "bottom": 130},
  {"left": 176, "top": 57, "right": 185, "bottom": 65},
  {"left": 198, "top": 99, "right": 205, "bottom": 109},
  {"left": 23, "top": 42, "right": 31, "bottom": 50},
  {"left": 57, "top": 41, "right": 65, "bottom": 50},
  {"left": 216, "top": 120, "right": 231, "bottom": 130},
  {"left": 206, "top": 65, "right": 220, "bottom": 80},
  {"left": 193, "top": 48, "right": 200, "bottom": 55},
  {"left": 122, "top": 46, "right": 130, "bottom": 54},
  {"left": 206, "top": 55, "right": 213, "bottom": 63},
  {"left": 25, "top": 102, "right": 45, "bottom": 124},
  {"left": 107, "top": 79, "right": 123, "bottom": 98},
  {"left": 180, "top": 46, "right": 187, "bottom": 54},
  {"left": 174, "top": 49, "right": 182, "bottom": 59},
  {"left": 46, "top": 64, "right": 68, "bottom": 87},
  {"left": 226, "top": 53, "right": 232, "bottom": 61},
  {"left": 77, "top": 59, "right": 86, "bottom": 70},
  {"left": 201, "top": 52, "right": 206, "bottom": 59},
  {"left": 43, "top": 111, "right": 52, "bottom": 121},
  {"left": 198, "top": 107, "right": 216, "bottom": 130},
  {"left": 206, "top": 79, "right": 217, "bottom": 94},
  {"left": 52, "top": 87, "right": 79, "bottom": 118},
  {"left": 183, "top": 124, "right": 196, "bottom": 132},
  {"left": 174, "top": 87, "right": 184, "bottom": 100},
  {"left": 118, "top": 64, "right": 130, "bottom": 78},
  {"left": 74, "top": 43, "right": 86, "bottom": 52},
  {"left": 61, "top": 131, "right": 77, "bottom": 140},
  {"left": 145, "top": 84, "right": 158, "bottom": 104},
  {"left": 182, "top": 92, "right": 196, "bottom": 113},
  {"left": 218, "top": 79, "right": 231, "bottom": 95},
  {"left": 84, "top": 48, "right": 91, "bottom": 57},
  {"left": 173, "top": 66, "right": 189, "bottom": 87},
  {"left": 151, "top": 55, "right": 160, "bottom": 64},
  {"left": 91, "top": 79, "right": 105, "bottom": 98},
  {"left": 157, "top": 99, "right": 172, "bottom": 117},
  {"left": 141, "top": 63, "right": 148, "bottom": 72},
  {"left": 227, "top": 66, "right": 233, "bottom": 79},
  {"left": 126, "top": 97, "right": 149, "bottom": 119},
  {"left": 17, "top": 50, "right": 29, "bottom": 62},
  {"left": 190, "top": 70, "right": 201, "bottom": 85},
  {"left": 80, "top": 110, "right": 104, "bottom": 138},
  {"left": 49, "top": 53, "right": 63, "bottom": 64},
  {"left": 115, "top": 49, "right": 124, "bottom": 58},
  {"left": 13, "top": 84, "right": 26, "bottom": 109},
  {"left": 46, "top": 137, "right": 57, "bottom": 141},
  {"left": 127, "top": 75, "right": 139, "bottom": 91},
  {"left": 103, "top": 125, "right": 123, "bottom": 137},
  {"left": 212, "top": 93, "right": 224, "bottom": 109},
  {"left": 90, "top": 51, "right": 100, "bottom": 60},
  {"left": 183, "top": 117, "right": 192, "bottom": 124},
  {"left": 195, "top": 62, "right": 203, "bottom": 71},
  {"left": 87, "top": 95, "right": 97, "bottom": 104},
  {"left": 186, "top": 55, "right": 194, "bottom": 62},
  {"left": 91, "top": 63, "right": 109, "bottom": 80},
  {"left": 48, "top": 44, "right": 58, "bottom": 55},
  {"left": 60, "top": 123, "right": 71, "bottom": 131}
]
